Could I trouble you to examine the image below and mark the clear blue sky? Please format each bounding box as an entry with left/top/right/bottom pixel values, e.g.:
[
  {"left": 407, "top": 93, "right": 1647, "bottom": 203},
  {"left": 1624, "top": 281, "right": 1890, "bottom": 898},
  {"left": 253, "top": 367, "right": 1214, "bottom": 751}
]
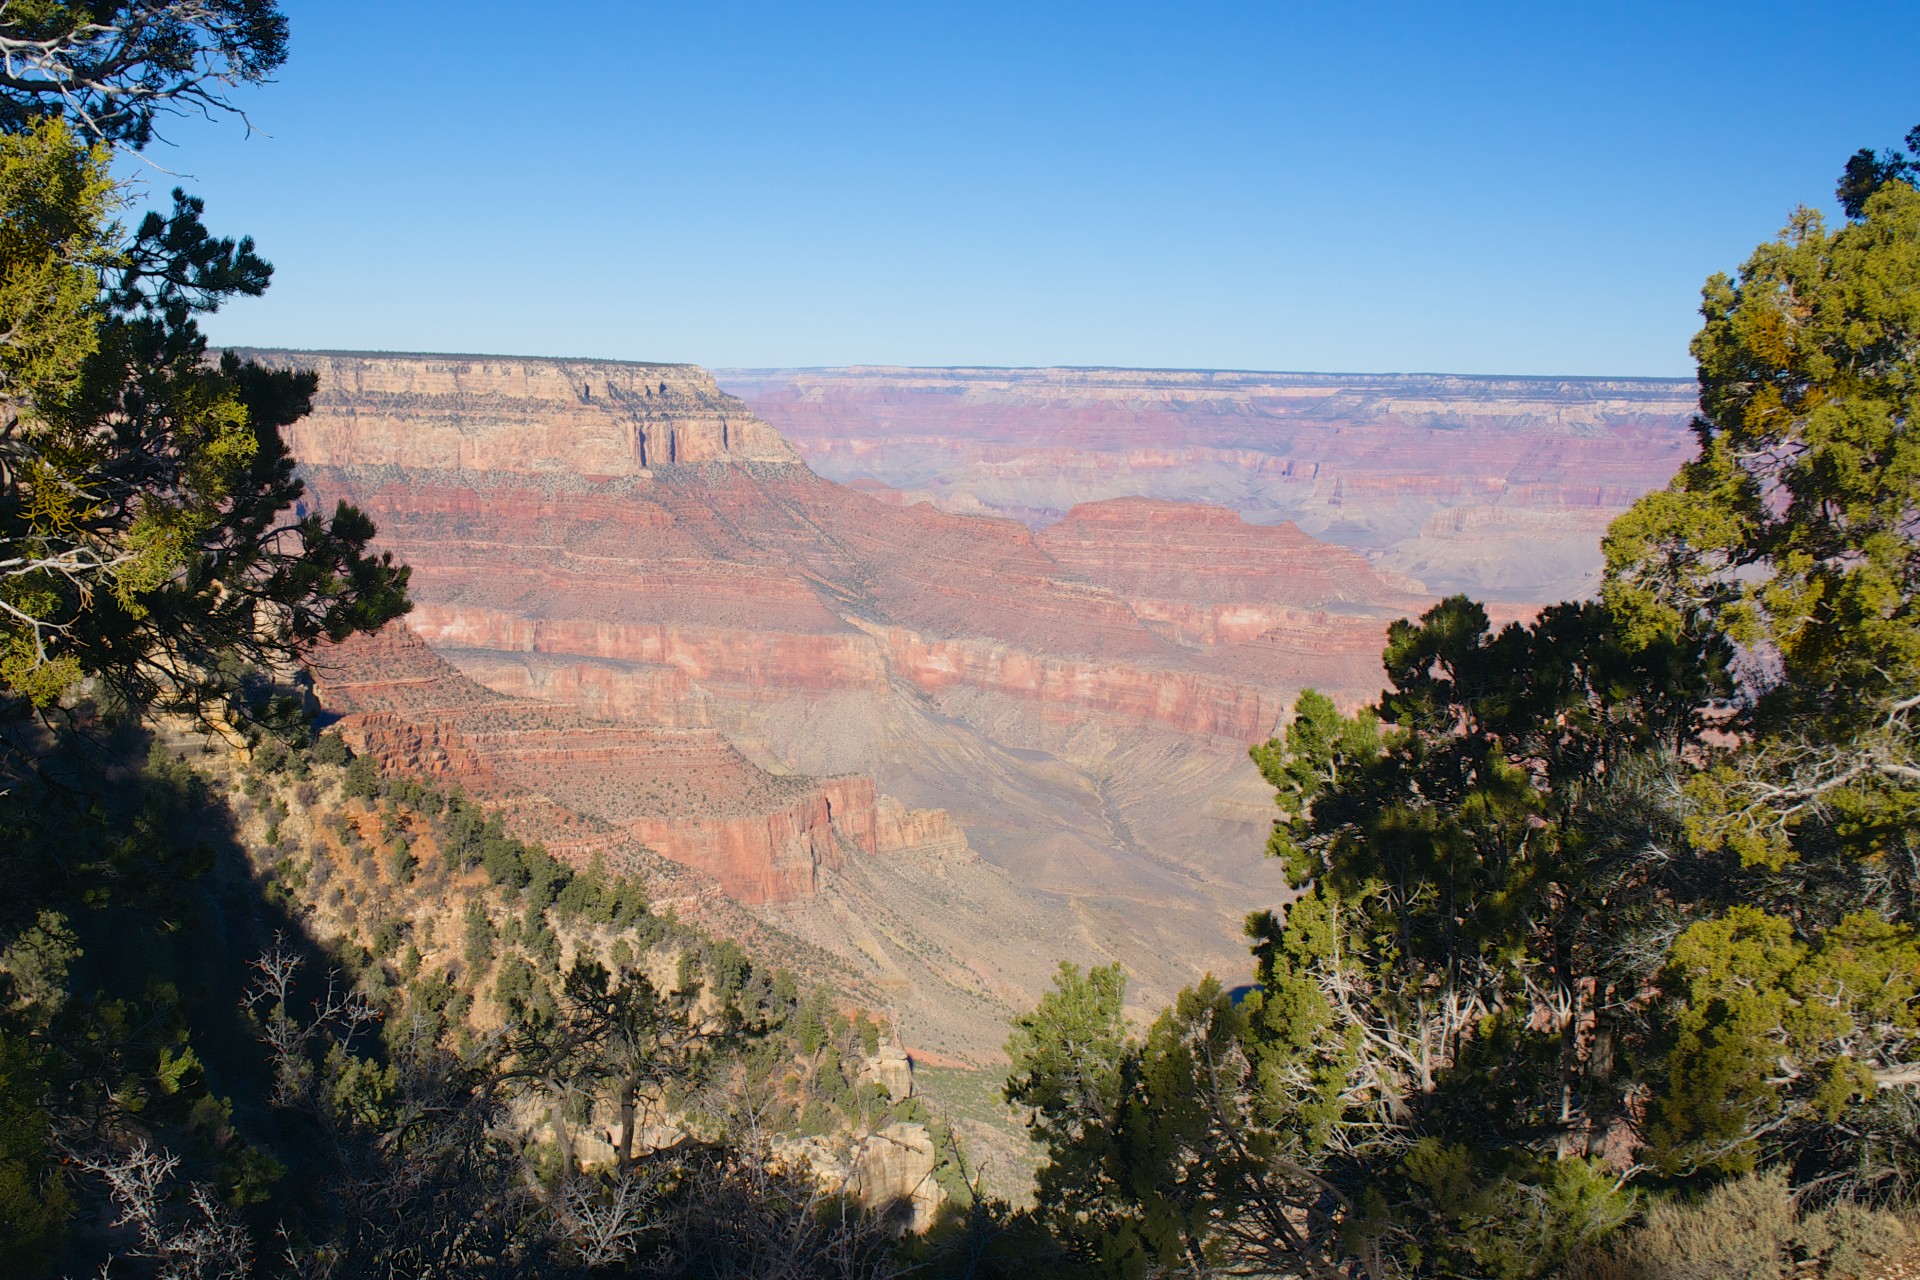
[{"left": 165, "top": 1, "right": 1917, "bottom": 376}]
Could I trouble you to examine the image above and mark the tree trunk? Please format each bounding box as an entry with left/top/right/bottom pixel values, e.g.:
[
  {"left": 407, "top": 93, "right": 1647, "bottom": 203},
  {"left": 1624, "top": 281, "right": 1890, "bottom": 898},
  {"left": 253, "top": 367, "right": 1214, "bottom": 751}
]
[
  {"left": 551, "top": 1089, "right": 577, "bottom": 1174},
  {"left": 616, "top": 1072, "right": 639, "bottom": 1173},
  {"left": 1554, "top": 957, "right": 1582, "bottom": 1161}
]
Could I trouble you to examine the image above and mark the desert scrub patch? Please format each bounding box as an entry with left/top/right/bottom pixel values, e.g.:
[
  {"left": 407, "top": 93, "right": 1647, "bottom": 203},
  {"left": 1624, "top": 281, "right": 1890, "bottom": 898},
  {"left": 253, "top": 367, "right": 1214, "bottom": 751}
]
[{"left": 1560, "top": 1172, "right": 1911, "bottom": 1280}]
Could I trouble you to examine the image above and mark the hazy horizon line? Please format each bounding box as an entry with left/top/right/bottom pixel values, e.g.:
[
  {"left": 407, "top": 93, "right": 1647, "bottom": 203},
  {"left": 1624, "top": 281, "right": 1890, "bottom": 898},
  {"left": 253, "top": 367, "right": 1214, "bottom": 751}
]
[{"left": 229, "top": 345, "right": 1700, "bottom": 387}]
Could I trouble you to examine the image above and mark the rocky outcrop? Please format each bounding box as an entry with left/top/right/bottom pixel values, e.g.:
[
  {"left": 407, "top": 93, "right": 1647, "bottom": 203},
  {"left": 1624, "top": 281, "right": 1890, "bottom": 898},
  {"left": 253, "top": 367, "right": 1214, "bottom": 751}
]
[
  {"left": 772, "top": 1123, "right": 943, "bottom": 1233},
  {"left": 1029, "top": 497, "right": 1433, "bottom": 699},
  {"left": 858, "top": 621, "right": 1291, "bottom": 740},
  {"left": 307, "top": 440, "right": 1417, "bottom": 715},
  {"left": 434, "top": 649, "right": 715, "bottom": 729},
  {"left": 873, "top": 797, "right": 968, "bottom": 858},
  {"left": 408, "top": 604, "right": 891, "bottom": 699},
  {"left": 1037, "top": 496, "right": 1425, "bottom": 612},
  {"left": 860, "top": 1044, "right": 915, "bottom": 1102},
  {"left": 847, "top": 1124, "right": 941, "bottom": 1232}
]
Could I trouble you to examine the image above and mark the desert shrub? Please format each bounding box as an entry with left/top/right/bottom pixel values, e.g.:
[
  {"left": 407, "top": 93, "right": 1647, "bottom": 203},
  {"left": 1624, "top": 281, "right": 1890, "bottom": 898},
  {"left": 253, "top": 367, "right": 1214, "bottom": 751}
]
[
  {"left": 1560, "top": 1172, "right": 1911, "bottom": 1280},
  {"left": 524, "top": 852, "right": 568, "bottom": 910},
  {"left": 386, "top": 777, "right": 440, "bottom": 813},
  {"left": 1796, "top": 1201, "right": 1915, "bottom": 1279},
  {"left": 798, "top": 1098, "right": 833, "bottom": 1136},
  {"left": 627, "top": 911, "right": 670, "bottom": 953},
  {"left": 479, "top": 835, "right": 531, "bottom": 889},
  {"left": 369, "top": 919, "right": 403, "bottom": 959},
  {"left": 706, "top": 939, "right": 750, "bottom": 1003},
  {"left": 771, "top": 968, "right": 798, "bottom": 1008},
  {"left": 494, "top": 955, "right": 543, "bottom": 1016},
  {"left": 463, "top": 904, "right": 495, "bottom": 969},
  {"left": 525, "top": 916, "right": 561, "bottom": 971},
  {"left": 252, "top": 737, "right": 290, "bottom": 775},
  {"left": 310, "top": 731, "right": 352, "bottom": 767},
  {"left": 443, "top": 797, "right": 485, "bottom": 855},
  {"left": 796, "top": 987, "right": 833, "bottom": 1055},
  {"left": 385, "top": 838, "right": 415, "bottom": 885},
  {"left": 341, "top": 756, "right": 379, "bottom": 800},
  {"left": 550, "top": 858, "right": 649, "bottom": 928},
  {"left": 551, "top": 869, "right": 603, "bottom": 921}
]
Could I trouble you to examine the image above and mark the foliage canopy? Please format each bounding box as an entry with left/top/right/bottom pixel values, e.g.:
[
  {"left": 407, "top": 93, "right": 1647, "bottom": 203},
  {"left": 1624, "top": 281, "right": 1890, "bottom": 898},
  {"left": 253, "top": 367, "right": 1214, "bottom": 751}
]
[{"left": 0, "top": 2, "right": 408, "bottom": 755}]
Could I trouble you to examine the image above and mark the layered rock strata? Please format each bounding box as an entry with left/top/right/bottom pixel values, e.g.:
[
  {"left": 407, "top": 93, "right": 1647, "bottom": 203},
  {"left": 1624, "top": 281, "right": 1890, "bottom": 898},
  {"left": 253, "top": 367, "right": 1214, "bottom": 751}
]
[
  {"left": 240, "top": 349, "right": 795, "bottom": 472},
  {"left": 314, "top": 623, "right": 882, "bottom": 904}
]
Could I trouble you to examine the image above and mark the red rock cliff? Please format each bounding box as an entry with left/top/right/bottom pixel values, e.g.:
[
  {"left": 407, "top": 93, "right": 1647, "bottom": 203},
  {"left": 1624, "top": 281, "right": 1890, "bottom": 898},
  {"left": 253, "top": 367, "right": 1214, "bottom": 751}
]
[{"left": 312, "top": 624, "right": 878, "bottom": 904}]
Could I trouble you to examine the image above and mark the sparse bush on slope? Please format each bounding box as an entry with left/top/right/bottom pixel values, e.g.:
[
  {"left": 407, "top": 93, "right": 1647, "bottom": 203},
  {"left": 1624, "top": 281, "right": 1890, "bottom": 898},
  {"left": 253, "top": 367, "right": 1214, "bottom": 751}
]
[{"left": 1560, "top": 1173, "right": 1911, "bottom": 1280}]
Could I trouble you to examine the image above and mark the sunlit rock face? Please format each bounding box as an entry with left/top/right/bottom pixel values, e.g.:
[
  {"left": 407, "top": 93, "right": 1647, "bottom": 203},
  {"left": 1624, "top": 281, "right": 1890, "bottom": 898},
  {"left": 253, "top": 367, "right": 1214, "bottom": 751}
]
[
  {"left": 253, "top": 349, "right": 796, "bottom": 473},
  {"left": 311, "top": 621, "right": 871, "bottom": 905},
  {"left": 261, "top": 348, "right": 1532, "bottom": 1060},
  {"left": 718, "top": 365, "right": 1698, "bottom": 602}
]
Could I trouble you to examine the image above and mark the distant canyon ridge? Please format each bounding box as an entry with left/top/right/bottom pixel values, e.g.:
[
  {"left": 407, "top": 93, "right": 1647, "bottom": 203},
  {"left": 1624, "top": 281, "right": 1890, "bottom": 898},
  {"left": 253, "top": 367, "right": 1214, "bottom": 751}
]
[
  {"left": 252, "top": 350, "right": 1696, "bottom": 1060},
  {"left": 718, "top": 366, "right": 1699, "bottom": 603}
]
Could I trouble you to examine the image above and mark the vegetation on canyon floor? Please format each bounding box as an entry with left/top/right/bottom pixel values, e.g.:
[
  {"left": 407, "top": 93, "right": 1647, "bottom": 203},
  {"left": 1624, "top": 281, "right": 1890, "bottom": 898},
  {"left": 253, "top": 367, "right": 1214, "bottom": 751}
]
[{"left": 1, "top": 3, "right": 1918, "bottom": 1277}]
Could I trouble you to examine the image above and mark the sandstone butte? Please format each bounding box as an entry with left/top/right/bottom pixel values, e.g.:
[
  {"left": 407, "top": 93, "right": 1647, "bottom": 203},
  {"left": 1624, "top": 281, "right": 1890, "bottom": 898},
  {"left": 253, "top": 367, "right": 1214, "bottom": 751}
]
[
  {"left": 259, "top": 350, "right": 1689, "bottom": 1061},
  {"left": 716, "top": 365, "right": 1700, "bottom": 604}
]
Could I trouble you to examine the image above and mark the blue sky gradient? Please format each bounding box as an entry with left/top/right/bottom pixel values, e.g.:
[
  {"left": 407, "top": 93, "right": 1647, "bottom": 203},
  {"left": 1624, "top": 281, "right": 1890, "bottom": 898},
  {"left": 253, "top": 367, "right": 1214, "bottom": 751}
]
[{"left": 167, "top": 1, "right": 1918, "bottom": 376}]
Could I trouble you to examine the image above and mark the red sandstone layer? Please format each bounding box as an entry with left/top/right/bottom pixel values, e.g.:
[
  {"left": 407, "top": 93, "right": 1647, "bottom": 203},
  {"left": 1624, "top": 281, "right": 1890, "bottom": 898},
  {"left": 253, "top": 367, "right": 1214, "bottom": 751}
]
[
  {"left": 313, "top": 624, "right": 889, "bottom": 903},
  {"left": 1037, "top": 497, "right": 1424, "bottom": 610}
]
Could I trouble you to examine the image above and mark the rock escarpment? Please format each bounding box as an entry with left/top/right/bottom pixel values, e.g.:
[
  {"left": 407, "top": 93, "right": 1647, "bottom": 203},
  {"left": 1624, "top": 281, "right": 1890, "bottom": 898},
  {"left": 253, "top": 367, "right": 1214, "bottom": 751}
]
[
  {"left": 771, "top": 1122, "right": 943, "bottom": 1233},
  {"left": 240, "top": 349, "right": 795, "bottom": 473}
]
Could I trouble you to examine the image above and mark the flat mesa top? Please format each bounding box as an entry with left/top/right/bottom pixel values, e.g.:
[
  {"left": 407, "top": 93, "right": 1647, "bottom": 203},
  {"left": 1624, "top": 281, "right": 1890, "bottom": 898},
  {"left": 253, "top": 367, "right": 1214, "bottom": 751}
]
[{"left": 230, "top": 347, "right": 702, "bottom": 372}]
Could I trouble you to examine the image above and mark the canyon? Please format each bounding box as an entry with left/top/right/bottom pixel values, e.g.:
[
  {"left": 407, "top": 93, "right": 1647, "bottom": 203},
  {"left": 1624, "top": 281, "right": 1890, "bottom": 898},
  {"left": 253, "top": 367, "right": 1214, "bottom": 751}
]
[
  {"left": 259, "top": 349, "right": 1696, "bottom": 1061},
  {"left": 717, "top": 366, "right": 1699, "bottom": 603}
]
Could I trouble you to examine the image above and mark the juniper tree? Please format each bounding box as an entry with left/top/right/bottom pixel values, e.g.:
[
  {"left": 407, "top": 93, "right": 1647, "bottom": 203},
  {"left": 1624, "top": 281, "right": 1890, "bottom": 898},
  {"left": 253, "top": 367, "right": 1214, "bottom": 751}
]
[{"left": 0, "top": 2, "right": 408, "bottom": 762}]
